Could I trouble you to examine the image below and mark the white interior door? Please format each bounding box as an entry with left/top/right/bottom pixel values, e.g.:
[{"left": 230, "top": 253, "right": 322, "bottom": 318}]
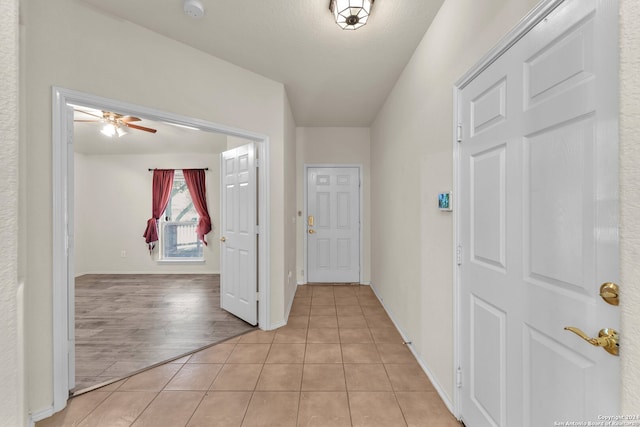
[
  {"left": 220, "top": 143, "right": 257, "bottom": 325},
  {"left": 307, "top": 167, "right": 360, "bottom": 283},
  {"left": 458, "top": 0, "right": 619, "bottom": 425}
]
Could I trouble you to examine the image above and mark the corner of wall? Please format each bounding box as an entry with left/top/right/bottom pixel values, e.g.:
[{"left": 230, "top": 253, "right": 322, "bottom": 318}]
[
  {"left": 619, "top": 0, "right": 640, "bottom": 412},
  {"left": 1, "top": 0, "right": 24, "bottom": 424}
]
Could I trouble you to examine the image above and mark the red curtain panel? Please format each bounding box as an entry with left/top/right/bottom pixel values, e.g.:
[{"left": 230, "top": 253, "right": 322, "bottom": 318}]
[
  {"left": 183, "top": 169, "right": 212, "bottom": 245},
  {"left": 143, "top": 169, "right": 175, "bottom": 250}
]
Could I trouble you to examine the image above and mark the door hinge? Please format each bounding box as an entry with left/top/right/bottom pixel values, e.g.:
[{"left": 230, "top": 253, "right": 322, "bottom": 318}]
[
  {"left": 456, "top": 124, "right": 463, "bottom": 143},
  {"left": 256, "top": 292, "right": 260, "bottom": 301},
  {"left": 255, "top": 225, "right": 260, "bottom": 234},
  {"left": 456, "top": 245, "right": 462, "bottom": 266},
  {"left": 456, "top": 366, "right": 462, "bottom": 388},
  {"left": 255, "top": 159, "right": 260, "bottom": 168}
]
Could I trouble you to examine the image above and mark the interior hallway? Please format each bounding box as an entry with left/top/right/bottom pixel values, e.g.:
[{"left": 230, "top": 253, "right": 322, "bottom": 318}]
[{"left": 38, "top": 284, "right": 460, "bottom": 426}]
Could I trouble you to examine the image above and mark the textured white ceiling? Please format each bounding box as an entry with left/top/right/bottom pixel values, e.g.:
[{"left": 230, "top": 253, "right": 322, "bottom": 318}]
[{"left": 77, "top": 0, "right": 444, "bottom": 126}]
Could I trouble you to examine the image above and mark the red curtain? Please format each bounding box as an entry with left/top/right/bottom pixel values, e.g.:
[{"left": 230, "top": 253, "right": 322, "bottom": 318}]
[
  {"left": 143, "top": 169, "right": 175, "bottom": 250},
  {"left": 183, "top": 169, "right": 212, "bottom": 245}
]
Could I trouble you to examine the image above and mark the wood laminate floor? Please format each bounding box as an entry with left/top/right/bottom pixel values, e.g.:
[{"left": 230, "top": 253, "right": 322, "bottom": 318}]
[{"left": 74, "top": 274, "right": 255, "bottom": 392}]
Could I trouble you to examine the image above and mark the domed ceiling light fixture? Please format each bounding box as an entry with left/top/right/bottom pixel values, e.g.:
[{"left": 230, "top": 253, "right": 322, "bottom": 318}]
[{"left": 329, "top": 0, "right": 374, "bottom": 30}]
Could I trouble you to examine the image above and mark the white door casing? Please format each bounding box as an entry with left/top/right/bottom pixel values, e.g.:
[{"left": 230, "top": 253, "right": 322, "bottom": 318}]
[
  {"left": 456, "top": 0, "right": 619, "bottom": 425},
  {"left": 220, "top": 143, "right": 258, "bottom": 325},
  {"left": 306, "top": 166, "right": 360, "bottom": 283},
  {"left": 66, "top": 107, "right": 76, "bottom": 391},
  {"left": 51, "top": 87, "right": 271, "bottom": 415}
]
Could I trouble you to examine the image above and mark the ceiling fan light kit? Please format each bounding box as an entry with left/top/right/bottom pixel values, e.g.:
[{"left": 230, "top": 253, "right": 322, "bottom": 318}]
[
  {"left": 183, "top": 0, "right": 205, "bottom": 19},
  {"left": 329, "top": 0, "right": 374, "bottom": 30},
  {"left": 74, "top": 109, "right": 158, "bottom": 138},
  {"left": 100, "top": 123, "right": 128, "bottom": 138},
  {"left": 115, "top": 125, "right": 128, "bottom": 137},
  {"left": 100, "top": 123, "right": 116, "bottom": 138}
]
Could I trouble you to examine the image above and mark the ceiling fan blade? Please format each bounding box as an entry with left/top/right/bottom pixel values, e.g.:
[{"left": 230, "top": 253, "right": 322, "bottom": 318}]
[
  {"left": 125, "top": 123, "right": 157, "bottom": 133},
  {"left": 74, "top": 109, "right": 103, "bottom": 119},
  {"left": 121, "top": 116, "right": 142, "bottom": 123},
  {"left": 74, "top": 119, "right": 101, "bottom": 122}
]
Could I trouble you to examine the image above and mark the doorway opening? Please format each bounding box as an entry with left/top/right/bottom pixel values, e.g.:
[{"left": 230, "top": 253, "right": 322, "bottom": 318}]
[{"left": 52, "top": 87, "right": 271, "bottom": 411}]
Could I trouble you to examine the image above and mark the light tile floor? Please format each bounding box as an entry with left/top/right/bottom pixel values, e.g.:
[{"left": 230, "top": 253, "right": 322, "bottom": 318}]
[{"left": 37, "top": 284, "right": 461, "bottom": 427}]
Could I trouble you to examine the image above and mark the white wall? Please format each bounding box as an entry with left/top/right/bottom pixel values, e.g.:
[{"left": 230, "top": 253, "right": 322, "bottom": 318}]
[
  {"left": 295, "top": 127, "right": 371, "bottom": 285},
  {"left": 620, "top": 0, "right": 640, "bottom": 413},
  {"left": 370, "top": 0, "right": 539, "bottom": 404},
  {"left": 0, "top": 1, "right": 23, "bottom": 425},
  {"left": 22, "top": 0, "right": 293, "bottom": 415},
  {"left": 75, "top": 153, "right": 221, "bottom": 275}
]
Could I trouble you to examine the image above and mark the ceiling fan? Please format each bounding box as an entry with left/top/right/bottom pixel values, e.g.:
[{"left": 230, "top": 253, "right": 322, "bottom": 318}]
[{"left": 74, "top": 109, "right": 157, "bottom": 137}]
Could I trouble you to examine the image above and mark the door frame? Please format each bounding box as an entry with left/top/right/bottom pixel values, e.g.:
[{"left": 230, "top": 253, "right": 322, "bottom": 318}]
[
  {"left": 452, "top": 0, "right": 567, "bottom": 417},
  {"left": 51, "top": 86, "right": 271, "bottom": 412},
  {"left": 303, "top": 164, "right": 363, "bottom": 284}
]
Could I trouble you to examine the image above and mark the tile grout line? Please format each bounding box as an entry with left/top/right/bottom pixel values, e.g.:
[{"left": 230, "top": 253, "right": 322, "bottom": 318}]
[
  {"left": 127, "top": 391, "right": 162, "bottom": 427},
  {"left": 170, "top": 356, "right": 221, "bottom": 427},
  {"left": 71, "top": 388, "right": 114, "bottom": 427},
  {"left": 126, "top": 358, "right": 185, "bottom": 426}
]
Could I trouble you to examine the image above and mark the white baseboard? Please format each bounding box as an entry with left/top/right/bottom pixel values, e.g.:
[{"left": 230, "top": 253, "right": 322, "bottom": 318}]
[
  {"left": 285, "top": 287, "right": 296, "bottom": 320},
  {"left": 75, "top": 271, "right": 220, "bottom": 277},
  {"left": 296, "top": 281, "right": 371, "bottom": 286},
  {"left": 267, "top": 285, "right": 297, "bottom": 331},
  {"left": 267, "top": 319, "right": 286, "bottom": 330},
  {"left": 29, "top": 407, "right": 54, "bottom": 427},
  {"left": 368, "top": 282, "right": 456, "bottom": 416}
]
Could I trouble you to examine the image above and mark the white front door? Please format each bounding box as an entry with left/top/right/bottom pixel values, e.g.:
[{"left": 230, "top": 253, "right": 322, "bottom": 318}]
[
  {"left": 220, "top": 143, "right": 257, "bottom": 325},
  {"left": 458, "top": 0, "right": 619, "bottom": 425},
  {"left": 307, "top": 167, "right": 360, "bottom": 283}
]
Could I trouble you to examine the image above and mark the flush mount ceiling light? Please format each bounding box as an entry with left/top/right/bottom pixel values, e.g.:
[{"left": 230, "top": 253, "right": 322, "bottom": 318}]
[{"left": 329, "top": 0, "right": 374, "bottom": 30}]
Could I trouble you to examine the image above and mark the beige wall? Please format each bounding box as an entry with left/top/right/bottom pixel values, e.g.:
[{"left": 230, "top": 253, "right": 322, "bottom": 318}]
[
  {"left": 0, "top": 0, "right": 23, "bottom": 425},
  {"left": 370, "top": 0, "right": 541, "bottom": 404},
  {"left": 620, "top": 0, "right": 640, "bottom": 413},
  {"left": 371, "top": 0, "right": 640, "bottom": 412},
  {"left": 74, "top": 153, "right": 221, "bottom": 275},
  {"left": 4, "top": 0, "right": 637, "bottom": 423},
  {"left": 22, "top": 0, "right": 292, "bottom": 414},
  {"left": 283, "top": 94, "right": 298, "bottom": 315},
  {"left": 295, "top": 127, "right": 371, "bottom": 285}
]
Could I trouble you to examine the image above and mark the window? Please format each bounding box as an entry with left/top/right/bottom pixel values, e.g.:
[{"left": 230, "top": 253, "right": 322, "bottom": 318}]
[{"left": 159, "top": 171, "right": 203, "bottom": 260}]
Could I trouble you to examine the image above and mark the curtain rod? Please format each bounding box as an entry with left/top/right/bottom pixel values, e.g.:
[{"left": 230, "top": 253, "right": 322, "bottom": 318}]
[{"left": 148, "top": 168, "right": 209, "bottom": 171}]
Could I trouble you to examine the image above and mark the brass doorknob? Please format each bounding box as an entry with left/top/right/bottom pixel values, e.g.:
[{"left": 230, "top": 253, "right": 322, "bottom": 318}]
[
  {"left": 599, "top": 282, "right": 619, "bottom": 306},
  {"left": 220, "top": 236, "right": 226, "bottom": 242},
  {"left": 564, "top": 326, "right": 619, "bottom": 356},
  {"left": 308, "top": 229, "right": 315, "bottom": 234}
]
